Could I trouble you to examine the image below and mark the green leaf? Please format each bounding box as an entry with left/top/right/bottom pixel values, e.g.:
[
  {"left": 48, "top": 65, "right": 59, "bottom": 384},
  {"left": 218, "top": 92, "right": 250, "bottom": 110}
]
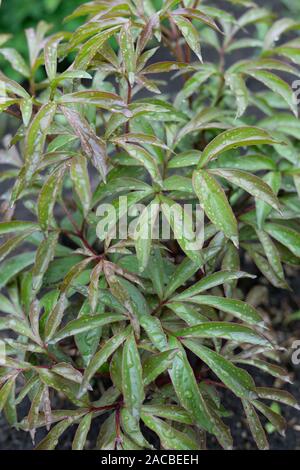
[
  {"left": 119, "top": 21, "right": 136, "bottom": 86},
  {"left": 0, "top": 316, "right": 36, "bottom": 342},
  {"left": 0, "top": 221, "right": 39, "bottom": 236},
  {"left": 183, "top": 340, "right": 257, "bottom": 399},
  {"left": 256, "top": 229, "right": 286, "bottom": 285},
  {"left": 0, "top": 48, "right": 30, "bottom": 77},
  {"left": 172, "top": 15, "right": 202, "bottom": 62},
  {"left": 225, "top": 72, "right": 249, "bottom": 117},
  {"left": 264, "top": 18, "right": 300, "bottom": 50},
  {"left": 246, "top": 69, "right": 298, "bottom": 117},
  {"left": 167, "top": 337, "right": 214, "bottom": 432},
  {"left": 163, "top": 246, "right": 220, "bottom": 299},
  {"left": 24, "top": 103, "right": 57, "bottom": 182},
  {"left": 256, "top": 387, "right": 300, "bottom": 409},
  {"left": 62, "top": 107, "right": 107, "bottom": 181},
  {"left": 38, "top": 164, "right": 66, "bottom": 232},
  {"left": 0, "top": 72, "right": 29, "bottom": 98},
  {"left": 142, "top": 404, "right": 193, "bottom": 425},
  {"left": 253, "top": 401, "right": 286, "bottom": 436},
  {"left": 0, "top": 230, "right": 36, "bottom": 264},
  {"left": 193, "top": 170, "right": 238, "bottom": 246},
  {"left": 122, "top": 332, "right": 145, "bottom": 422},
  {"left": 177, "top": 295, "right": 264, "bottom": 326},
  {"left": 121, "top": 407, "right": 153, "bottom": 449},
  {"left": 175, "top": 322, "right": 271, "bottom": 347},
  {"left": 172, "top": 7, "right": 222, "bottom": 33},
  {"left": 50, "top": 313, "right": 125, "bottom": 344},
  {"left": 58, "top": 91, "right": 129, "bottom": 115},
  {"left": 35, "top": 419, "right": 72, "bottom": 450},
  {"left": 168, "top": 302, "right": 210, "bottom": 325},
  {"left": 236, "top": 359, "right": 292, "bottom": 384},
  {"left": 44, "top": 34, "right": 63, "bottom": 81},
  {"left": 264, "top": 223, "right": 300, "bottom": 258},
  {"left": 242, "top": 400, "right": 269, "bottom": 450},
  {"left": 141, "top": 413, "right": 199, "bottom": 450},
  {"left": 0, "top": 253, "right": 36, "bottom": 289},
  {"left": 160, "top": 195, "right": 202, "bottom": 263},
  {"left": 0, "top": 379, "right": 15, "bottom": 413},
  {"left": 168, "top": 336, "right": 232, "bottom": 448},
  {"left": 117, "top": 278, "right": 169, "bottom": 352},
  {"left": 32, "top": 232, "right": 59, "bottom": 293},
  {"left": 44, "top": 257, "right": 93, "bottom": 341},
  {"left": 198, "top": 127, "right": 279, "bottom": 169},
  {"left": 80, "top": 328, "right": 130, "bottom": 395},
  {"left": 20, "top": 98, "right": 33, "bottom": 127},
  {"left": 72, "top": 413, "right": 92, "bottom": 450},
  {"left": 73, "top": 26, "right": 121, "bottom": 70},
  {"left": 173, "top": 270, "right": 254, "bottom": 300},
  {"left": 70, "top": 155, "right": 91, "bottom": 217},
  {"left": 134, "top": 197, "right": 160, "bottom": 271},
  {"left": 256, "top": 171, "right": 281, "bottom": 228},
  {"left": 143, "top": 349, "right": 178, "bottom": 386},
  {"left": 210, "top": 169, "right": 281, "bottom": 211},
  {"left": 117, "top": 142, "right": 162, "bottom": 184}
]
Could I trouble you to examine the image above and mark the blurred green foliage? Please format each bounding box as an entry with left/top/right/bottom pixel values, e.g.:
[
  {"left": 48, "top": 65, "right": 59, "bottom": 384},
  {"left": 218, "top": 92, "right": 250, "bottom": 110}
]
[{"left": 0, "top": 0, "right": 84, "bottom": 78}]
